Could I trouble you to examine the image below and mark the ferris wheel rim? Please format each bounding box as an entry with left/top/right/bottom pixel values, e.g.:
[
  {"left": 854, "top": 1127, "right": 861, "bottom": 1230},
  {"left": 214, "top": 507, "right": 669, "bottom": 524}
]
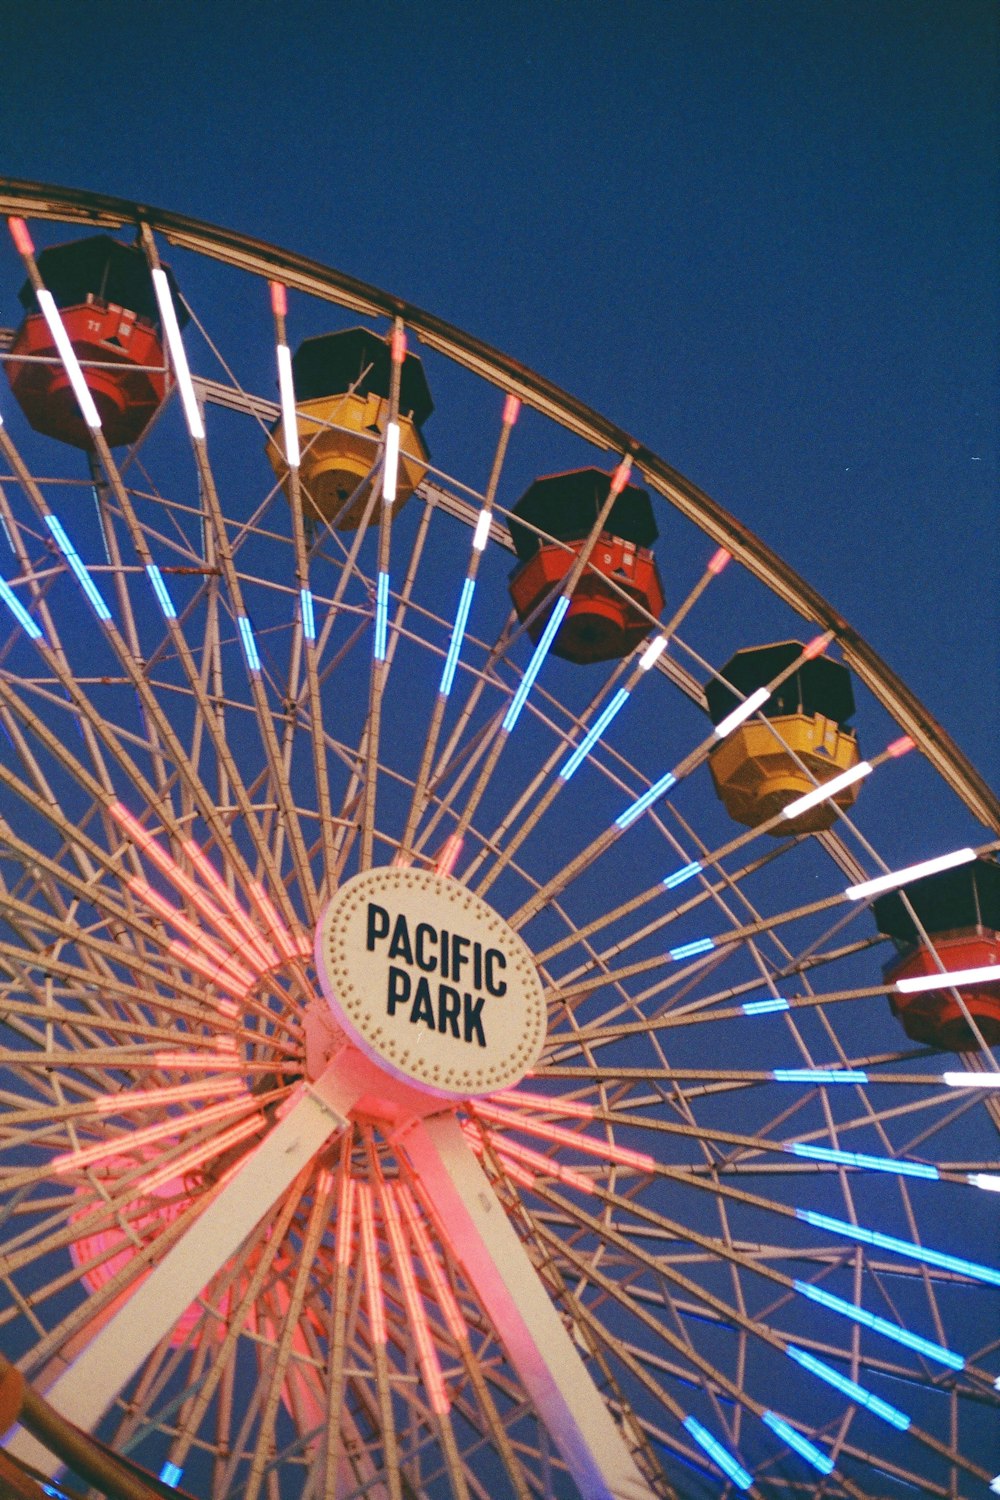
[{"left": 0, "top": 172, "right": 994, "bottom": 835}]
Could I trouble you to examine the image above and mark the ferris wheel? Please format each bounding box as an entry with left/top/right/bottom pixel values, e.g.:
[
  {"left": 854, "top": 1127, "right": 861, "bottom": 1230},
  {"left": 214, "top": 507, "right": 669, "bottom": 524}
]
[{"left": 0, "top": 178, "right": 997, "bottom": 1500}]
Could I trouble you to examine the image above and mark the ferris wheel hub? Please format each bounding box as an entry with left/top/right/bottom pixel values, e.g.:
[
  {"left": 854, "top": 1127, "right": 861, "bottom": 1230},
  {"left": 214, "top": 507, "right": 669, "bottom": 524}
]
[{"left": 314, "top": 867, "right": 546, "bottom": 1099}]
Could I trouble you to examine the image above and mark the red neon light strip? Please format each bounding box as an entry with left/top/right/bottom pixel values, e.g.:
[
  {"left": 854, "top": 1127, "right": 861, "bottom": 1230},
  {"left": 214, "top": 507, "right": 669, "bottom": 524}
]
[
  {"left": 269, "top": 281, "right": 288, "bottom": 317},
  {"left": 489, "top": 1087, "right": 595, "bottom": 1119},
  {"left": 380, "top": 1183, "right": 450, "bottom": 1413},
  {"left": 140, "top": 1112, "right": 265, "bottom": 1197},
  {"left": 8, "top": 218, "right": 34, "bottom": 256},
  {"left": 183, "top": 842, "right": 279, "bottom": 970},
  {"left": 396, "top": 1182, "right": 467, "bottom": 1344},
  {"left": 336, "top": 1168, "right": 355, "bottom": 1269},
  {"left": 249, "top": 882, "right": 307, "bottom": 962},
  {"left": 357, "top": 1183, "right": 387, "bottom": 1345},
  {"left": 472, "top": 1100, "right": 656, "bottom": 1172},
  {"left": 132, "top": 879, "right": 257, "bottom": 989},
  {"left": 708, "top": 547, "right": 731, "bottom": 575},
  {"left": 95, "top": 1077, "right": 244, "bottom": 1114},
  {"left": 52, "top": 1093, "right": 256, "bottom": 1174}
]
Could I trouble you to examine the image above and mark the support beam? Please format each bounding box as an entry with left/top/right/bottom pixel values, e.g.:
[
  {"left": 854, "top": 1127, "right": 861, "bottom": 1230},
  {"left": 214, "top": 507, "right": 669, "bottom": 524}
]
[{"left": 398, "top": 1111, "right": 656, "bottom": 1500}]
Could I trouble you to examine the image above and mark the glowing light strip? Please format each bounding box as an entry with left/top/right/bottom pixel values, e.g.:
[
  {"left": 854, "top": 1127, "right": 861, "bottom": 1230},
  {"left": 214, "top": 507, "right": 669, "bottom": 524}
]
[
  {"left": 668, "top": 937, "right": 715, "bottom": 962},
  {"left": 638, "top": 635, "right": 667, "bottom": 671},
  {"left": 682, "top": 1416, "right": 753, "bottom": 1491},
  {"left": 112, "top": 810, "right": 278, "bottom": 974},
  {"left": 153, "top": 1052, "right": 246, "bottom": 1070},
  {"left": 383, "top": 420, "right": 400, "bottom": 503},
  {"left": 970, "top": 1174, "right": 1000, "bottom": 1192},
  {"left": 51, "top": 1092, "right": 255, "bottom": 1172},
  {"left": 95, "top": 1077, "right": 244, "bottom": 1114},
  {"left": 663, "top": 860, "right": 702, "bottom": 889},
  {"left": 139, "top": 1112, "right": 264, "bottom": 1198},
  {"left": 844, "top": 846, "right": 976, "bottom": 901},
  {"left": 794, "top": 1279, "right": 963, "bottom": 1368},
  {"left": 773, "top": 1069, "right": 868, "bottom": 1085},
  {"left": 943, "top": 1072, "right": 1000, "bottom": 1089},
  {"left": 276, "top": 342, "right": 300, "bottom": 467},
  {"left": 159, "top": 1463, "right": 183, "bottom": 1488},
  {"left": 502, "top": 594, "right": 571, "bottom": 732},
  {"left": 0, "top": 577, "right": 42, "bottom": 639},
  {"left": 184, "top": 844, "right": 280, "bottom": 970},
  {"left": 145, "top": 563, "right": 177, "bottom": 619},
  {"left": 131, "top": 878, "right": 257, "bottom": 989},
  {"left": 788, "top": 1142, "right": 939, "bottom": 1180},
  {"left": 436, "top": 833, "right": 463, "bottom": 877},
  {"left": 473, "top": 1100, "right": 656, "bottom": 1172},
  {"left": 43, "top": 514, "right": 111, "bottom": 621},
  {"left": 489, "top": 1088, "right": 595, "bottom": 1119},
  {"left": 795, "top": 1208, "right": 1000, "bottom": 1286},
  {"left": 760, "top": 1412, "right": 833, "bottom": 1476},
  {"left": 151, "top": 267, "right": 205, "bottom": 441},
  {"left": 781, "top": 760, "right": 873, "bottom": 820},
  {"left": 897, "top": 963, "right": 1000, "bottom": 994},
  {"left": 336, "top": 1172, "right": 355, "bottom": 1268},
  {"left": 249, "top": 881, "right": 305, "bottom": 963},
  {"left": 713, "top": 685, "right": 771, "bottom": 740},
  {"left": 439, "top": 576, "right": 476, "bottom": 695},
  {"left": 559, "top": 689, "right": 631, "bottom": 781},
  {"left": 358, "top": 1183, "right": 386, "bottom": 1344},
  {"left": 472, "top": 508, "right": 492, "bottom": 551},
  {"left": 465, "top": 1124, "right": 594, "bottom": 1195},
  {"left": 397, "top": 1184, "right": 467, "bottom": 1342},
  {"left": 237, "top": 615, "right": 261, "bottom": 672},
  {"left": 300, "top": 588, "right": 315, "bottom": 641},
  {"left": 784, "top": 1345, "right": 910, "bottom": 1429},
  {"left": 615, "top": 769, "right": 677, "bottom": 830},
  {"left": 374, "top": 569, "right": 390, "bottom": 660},
  {"left": 34, "top": 288, "right": 102, "bottom": 430},
  {"left": 381, "top": 1183, "right": 450, "bottom": 1412},
  {"left": 742, "top": 997, "right": 789, "bottom": 1015}
]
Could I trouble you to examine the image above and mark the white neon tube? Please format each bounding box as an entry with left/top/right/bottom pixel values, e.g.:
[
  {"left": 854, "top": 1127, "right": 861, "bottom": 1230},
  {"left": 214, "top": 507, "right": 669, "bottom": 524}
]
[
  {"left": 782, "top": 760, "right": 872, "bottom": 820},
  {"left": 713, "top": 685, "right": 771, "bottom": 739},
  {"left": 383, "top": 420, "right": 400, "bottom": 503},
  {"left": 897, "top": 965, "right": 1000, "bottom": 995},
  {"left": 276, "top": 342, "right": 300, "bottom": 467},
  {"left": 844, "top": 846, "right": 977, "bottom": 901},
  {"left": 151, "top": 267, "right": 205, "bottom": 441},
  {"left": 35, "top": 289, "right": 102, "bottom": 431},
  {"left": 472, "top": 508, "right": 492, "bottom": 551}
]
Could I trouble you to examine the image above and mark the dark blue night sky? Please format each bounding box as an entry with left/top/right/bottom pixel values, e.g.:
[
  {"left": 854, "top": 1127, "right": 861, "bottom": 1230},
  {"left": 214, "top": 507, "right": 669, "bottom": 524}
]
[{"left": 2, "top": 0, "right": 997, "bottom": 780}]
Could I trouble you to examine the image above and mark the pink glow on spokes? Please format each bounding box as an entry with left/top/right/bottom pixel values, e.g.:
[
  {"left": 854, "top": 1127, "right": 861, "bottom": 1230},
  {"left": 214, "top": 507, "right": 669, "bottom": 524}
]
[
  {"left": 95, "top": 1078, "right": 245, "bottom": 1113},
  {"left": 249, "top": 882, "right": 309, "bottom": 962},
  {"left": 358, "top": 1183, "right": 387, "bottom": 1345},
  {"left": 472, "top": 1100, "right": 656, "bottom": 1173},
  {"left": 132, "top": 878, "right": 257, "bottom": 990},
  {"left": 152, "top": 1052, "right": 246, "bottom": 1070},
  {"left": 336, "top": 1169, "right": 356, "bottom": 1269},
  {"left": 380, "top": 1181, "right": 451, "bottom": 1413},
  {"left": 397, "top": 1183, "right": 467, "bottom": 1344},
  {"left": 466, "top": 1125, "right": 594, "bottom": 1195},
  {"left": 436, "top": 834, "right": 463, "bottom": 877},
  {"left": 139, "top": 1113, "right": 265, "bottom": 1197},
  {"left": 182, "top": 841, "right": 280, "bottom": 970},
  {"left": 490, "top": 1088, "right": 595, "bottom": 1119},
  {"left": 52, "top": 1093, "right": 255, "bottom": 1174}
]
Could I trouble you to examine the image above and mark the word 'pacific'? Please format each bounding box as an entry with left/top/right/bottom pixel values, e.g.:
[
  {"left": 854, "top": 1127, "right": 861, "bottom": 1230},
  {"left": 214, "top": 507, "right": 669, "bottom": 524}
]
[{"left": 367, "top": 902, "right": 507, "bottom": 1047}]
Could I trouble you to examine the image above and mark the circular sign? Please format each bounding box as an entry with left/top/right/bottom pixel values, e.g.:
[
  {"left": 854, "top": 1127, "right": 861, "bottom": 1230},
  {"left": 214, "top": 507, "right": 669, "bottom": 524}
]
[{"left": 314, "top": 868, "right": 546, "bottom": 1098}]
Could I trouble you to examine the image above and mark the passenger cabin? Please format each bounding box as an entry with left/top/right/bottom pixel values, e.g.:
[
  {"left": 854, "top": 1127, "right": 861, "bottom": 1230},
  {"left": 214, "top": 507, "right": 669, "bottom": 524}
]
[
  {"left": 874, "top": 858, "right": 1000, "bottom": 1050},
  {"left": 266, "top": 328, "right": 432, "bottom": 529},
  {"left": 706, "top": 642, "right": 861, "bottom": 832},
  {"left": 507, "top": 467, "right": 665, "bottom": 664},
  {"left": 6, "top": 234, "right": 182, "bottom": 449}
]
